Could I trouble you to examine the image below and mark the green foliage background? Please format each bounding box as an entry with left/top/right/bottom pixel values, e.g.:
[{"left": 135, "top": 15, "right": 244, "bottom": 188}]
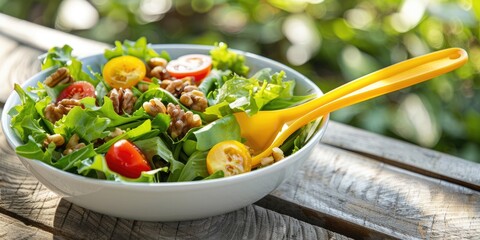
[{"left": 1, "top": 0, "right": 479, "bottom": 162}]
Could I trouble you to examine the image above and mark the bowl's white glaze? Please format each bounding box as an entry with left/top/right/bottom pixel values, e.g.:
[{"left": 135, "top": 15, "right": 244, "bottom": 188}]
[{"left": 1, "top": 45, "right": 328, "bottom": 221}]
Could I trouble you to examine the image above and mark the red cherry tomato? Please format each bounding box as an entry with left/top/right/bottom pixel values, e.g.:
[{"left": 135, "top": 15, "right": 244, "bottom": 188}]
[
  {"left": 166, "top": 54, "right": 212, "bottom": 83},
  {"left": 105, "top": 139, "right": 151, "bottom": 178},
  {"left": 57, "top": 81, "right": 95, "bottom": 102}
]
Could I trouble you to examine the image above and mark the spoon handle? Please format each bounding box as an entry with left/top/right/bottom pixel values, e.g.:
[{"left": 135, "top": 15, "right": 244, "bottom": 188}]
[
  {"left": 253, "top": 48, "right": 468, "bottom": 165},
  {"left": 279, "top": 48, "right": 468, "bottom": 122}
]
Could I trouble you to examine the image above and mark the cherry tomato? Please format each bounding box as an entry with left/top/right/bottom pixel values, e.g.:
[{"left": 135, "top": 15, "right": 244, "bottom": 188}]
[
  {"left": 166, "top": 54, "right": 212, "bottom": 83},
  {"left": 206, "top": 140, "right": 252, "bottom": 176},
  {"left": 57, "top": 81, "right": 95, "bottom": 102},
  {"left": 105, "top": 139, "right": 151, "bottom": 178},
  {"left": 103, "top": 55, "right": 147, "bottom": 88}
]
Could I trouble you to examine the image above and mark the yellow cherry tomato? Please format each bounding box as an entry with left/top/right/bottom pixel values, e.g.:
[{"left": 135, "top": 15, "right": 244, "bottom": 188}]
[
  {"left": 206, "top": 140, "right": 252, "bottom": 176},
  {"left": 103, "top": 56, "right": 146, "bottom": 88}
]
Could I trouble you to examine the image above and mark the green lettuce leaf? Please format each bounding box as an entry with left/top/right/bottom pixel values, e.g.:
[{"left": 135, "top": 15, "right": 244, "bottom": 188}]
[
  {"left": 204, "top": 68, "right": 317, "bottom": 117},
  {"left": 193, "top": 115, "right": 241, "bottom": 151},
  {"left": 104, "top": 37, "right": 170, "bottom": 61},
  {"left": 81, "top": 97, "right": 149, "bottom": 127},
  {"left": 41, "top": 45, "right": 73, "bottom": 70},
  {"left": 210, "top": 42, "right": 249, "bottom": 76},
  {"left": 9, "top": 84, "right": 44, "bottom": 142},
  {"left": 53, "top": 106, "right": 110, "bottom": 142},
  {"left": 95, "top": 119, "right": 153, "bottom": 153}
]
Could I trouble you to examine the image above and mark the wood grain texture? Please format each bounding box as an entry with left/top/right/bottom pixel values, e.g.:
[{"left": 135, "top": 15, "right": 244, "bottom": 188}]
[
  {"left": 0, "top": 13, "right": 108, "bottom": 57},
  {"left": 0, "top": 214, "right": 56, "bottom": 240},
  {"left": 258, "top": 143, "right": 480, "bottom": 239},
  {"left": 322, "top": 122, "right": 480, "bottom": 190},
  {"left": 0, "top": 34, "right": 42, "bottom": 103}
]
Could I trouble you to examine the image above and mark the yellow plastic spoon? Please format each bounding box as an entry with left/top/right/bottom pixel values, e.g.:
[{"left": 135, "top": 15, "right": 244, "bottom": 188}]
[{"left": 233, "top": 48, "right": 468, "bottom": 167}]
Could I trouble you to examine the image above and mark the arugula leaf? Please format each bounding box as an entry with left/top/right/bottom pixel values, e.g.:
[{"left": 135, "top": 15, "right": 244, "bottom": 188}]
[
  {"left": 292, "top": 117, "right": 324, "bottom": 154},
  {"left": 262, "top": 94, "right": 316, "bottom": 110},
  {"left": 95, "top": 119, "right": 153, "bottom": 153},
  {"left": 134, "top": 137, "right": 185, "bottom": 182},
  {"left": 54, "top": 144, "right": 97, "bottom": 171},
  {"left": 15, "top": 137, "right": 54, "bottom": 164},
  {"left": 176, "top": 151, "right": 209, "bottom": 181},
  {"left": 210, "top": 42, "right": 249, "bottom": 76},
  {"left": 204, "top": 170, "right": 224, "bottom": 180}
]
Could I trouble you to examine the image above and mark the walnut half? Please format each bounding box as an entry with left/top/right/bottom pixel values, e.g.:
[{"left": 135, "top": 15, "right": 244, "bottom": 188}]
[
  {"left": 179, "top": 86, "right": 208, "bottom": 112},
  {"left": 44, "top": 67, "right": 74, "bottom": 87},
  {"left": 166, "top": 103, "right": 202, "bottom": 139},
  {"left": 143, "top": 98, "right": 167, "bottom": 117},
  {"left": 44, "top": 99, "right": 82, "bottom": 123},
  {"left": 108, "top": 88, "right": 137, "bottom": 115}
]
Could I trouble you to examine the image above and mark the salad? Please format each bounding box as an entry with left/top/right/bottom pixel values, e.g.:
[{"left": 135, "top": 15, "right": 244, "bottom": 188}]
[{"left": 8, "top": 38, "right": 321, "bottom": 183}]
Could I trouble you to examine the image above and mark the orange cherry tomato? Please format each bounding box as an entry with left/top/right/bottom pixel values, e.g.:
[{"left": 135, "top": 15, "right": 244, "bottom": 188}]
[
  {"left": 166, "top": 54, "right": 211, "bottom": 84},
  {"left": 206, "top": 140, "right": 252, "bottom": 176},
  {"left": 56, "top": 81, "right": 95, "bottom": 102},
  {"left": 103, "top": 56, "right": 147, "bottom": 88},
  {"left": 105, "top": 139, "right": 151, "bottom": 178}
]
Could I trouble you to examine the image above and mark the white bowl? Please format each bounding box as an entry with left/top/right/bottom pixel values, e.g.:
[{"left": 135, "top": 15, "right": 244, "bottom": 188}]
[{"left": 1, "top": 44, "right": 329, "bottom": 221}]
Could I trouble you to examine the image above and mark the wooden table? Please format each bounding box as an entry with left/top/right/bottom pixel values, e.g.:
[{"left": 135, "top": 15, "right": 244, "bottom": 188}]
[{"left": 1, "top": 14, "right": 479, "bottom": 239}]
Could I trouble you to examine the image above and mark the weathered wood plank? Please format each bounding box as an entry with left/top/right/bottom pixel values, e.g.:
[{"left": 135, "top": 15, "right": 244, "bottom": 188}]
[
  {"left": 0, "top": 213, "right": 56, "bottom": 240},
  {"left": 51, "top": 200, "right": 349, "bottom": 240},
  {"left": 0, "top": 13, "right": 108, "bottom": 57},
  {"left": 322, "top": 121, "right": 480, "bottom": 190},
  {"left": 257, "top": 143, "right": 480, "bottom": 239},
  {"left": 0, "top": 34, "right": 42, "bottom": 103}
]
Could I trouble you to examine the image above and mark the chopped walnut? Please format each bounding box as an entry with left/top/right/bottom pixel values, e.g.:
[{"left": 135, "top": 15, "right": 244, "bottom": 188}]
[
  {"left": 143, "top": 98, "right": 167, "bottom": 117},
  {"left": 150, "top": 66, "right": 170, "bottom": 80},
  {"left": 137, "top": 82, "right": 150, "bottom": 93},
  {"left": 44, "top": 67, "right": 74, "bottom": 87},
  {"left": 147, "top": 57, "right": 168, "bottom": 69},
  {"left": 260, "top": 148, "right": 285, "bottom": 167},
  {"left": 261, "top": 156, "right": 274, "bottom": 167},
  {"left": 44, "top": 99, "right": 82, "bottom": 123},
  {"left": 63, "top": 134, "right": 86, "bottom": 155},
  {"left": 104, "top": 128, "right": 125, "bottom": 142},
  {"left": 180, "top": 86, "right": 208, "bottom": 112},
  {"left": 43, "top": 134, "right": 65, "bottom": 148},
  {"left": 108, "top": 88, "right": 137, "bottom": 115},
  {"left": 166, "top": 103, "right": 202, "bottom": 139},
  {"left": 272, "top": 147, "right": 285, "bottom": 162},
  {"left": 160, "top": 77, "right": 194, "bottom": 97}
]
